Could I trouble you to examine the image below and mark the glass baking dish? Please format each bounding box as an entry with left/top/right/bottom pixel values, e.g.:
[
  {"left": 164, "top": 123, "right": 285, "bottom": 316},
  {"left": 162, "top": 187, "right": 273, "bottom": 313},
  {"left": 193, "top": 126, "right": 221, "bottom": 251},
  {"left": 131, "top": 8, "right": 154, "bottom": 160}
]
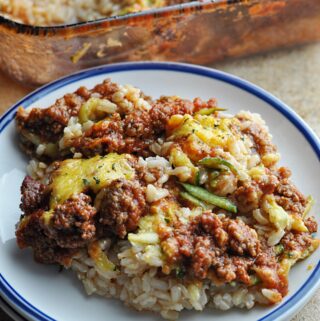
[{"left": 0, "top": 0, "right": 319, "bottom": 86}]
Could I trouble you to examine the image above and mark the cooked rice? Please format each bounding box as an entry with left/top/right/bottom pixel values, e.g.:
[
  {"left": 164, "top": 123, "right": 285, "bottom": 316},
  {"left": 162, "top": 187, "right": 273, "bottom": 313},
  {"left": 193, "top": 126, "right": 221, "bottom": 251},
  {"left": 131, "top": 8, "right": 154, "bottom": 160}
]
[
  {"left": 0, "top": 0, "right": 169, "bottom": 26},
  {"left": 71, "top": 238, "right": 267, "bottom": 320}
]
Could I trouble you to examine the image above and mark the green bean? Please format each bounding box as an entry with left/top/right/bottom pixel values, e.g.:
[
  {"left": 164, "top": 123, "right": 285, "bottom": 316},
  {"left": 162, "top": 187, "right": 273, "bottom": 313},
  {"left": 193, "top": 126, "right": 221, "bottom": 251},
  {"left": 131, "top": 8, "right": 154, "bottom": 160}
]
[
  {"left": 180, "top": 192, "right": 208, "bottom": 209},
  {"left": 181, "top": 183, "right": 237, "bottom": 213},
  {"left": 194, "top": 170, "right": 201, "bottom": 185},
  {"left": 199, "top": 157, "right": 238, "bottom": 174}
]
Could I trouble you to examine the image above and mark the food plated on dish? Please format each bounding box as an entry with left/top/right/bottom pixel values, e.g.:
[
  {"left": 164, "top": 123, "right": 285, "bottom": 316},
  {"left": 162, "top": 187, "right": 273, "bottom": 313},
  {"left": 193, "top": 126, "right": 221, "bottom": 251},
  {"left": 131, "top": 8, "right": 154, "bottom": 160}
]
[{"left": 14, "top": 77, "right": 319, "bottom": 320}]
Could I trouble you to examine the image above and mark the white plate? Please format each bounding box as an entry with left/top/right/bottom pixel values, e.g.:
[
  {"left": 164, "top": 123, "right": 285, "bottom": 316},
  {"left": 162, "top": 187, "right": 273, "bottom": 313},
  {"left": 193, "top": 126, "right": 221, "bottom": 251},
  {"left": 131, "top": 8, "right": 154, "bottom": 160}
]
[{"left": 0, "top": 62, "right": 319, "bottom": 321}]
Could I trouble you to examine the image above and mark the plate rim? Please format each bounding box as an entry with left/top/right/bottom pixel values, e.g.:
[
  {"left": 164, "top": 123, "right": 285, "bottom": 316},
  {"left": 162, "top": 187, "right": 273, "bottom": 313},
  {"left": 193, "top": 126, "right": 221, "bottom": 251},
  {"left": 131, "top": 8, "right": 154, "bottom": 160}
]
[
  {"left": 0, "top": 295, "right": 27, "bottom": 321},
  {"left": 0, "top": 61, "right": 319, "bottom": 321}
]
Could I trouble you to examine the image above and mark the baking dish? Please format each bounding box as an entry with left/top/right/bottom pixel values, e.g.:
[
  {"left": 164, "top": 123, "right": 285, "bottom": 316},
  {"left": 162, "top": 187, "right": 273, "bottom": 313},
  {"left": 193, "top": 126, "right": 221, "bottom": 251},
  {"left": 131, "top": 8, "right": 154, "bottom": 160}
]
[{"left": 0, "top": 0, "right": 319, "bottom": 86}]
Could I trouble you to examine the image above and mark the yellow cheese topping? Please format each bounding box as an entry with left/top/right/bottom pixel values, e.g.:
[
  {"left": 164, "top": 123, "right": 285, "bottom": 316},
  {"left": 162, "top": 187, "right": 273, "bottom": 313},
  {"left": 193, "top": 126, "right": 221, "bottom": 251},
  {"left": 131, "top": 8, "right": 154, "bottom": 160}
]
[
  {"left": 49, "top": 153, "right": 134, "bottom": 208},
  {"left": 42, "top": 154, "right": 134, "bottom": 225},
  {"left": 167, "top": 114, "right": 237, "bottom": 148},
  {"left": 88, "top": 241, "right": 115, "bottom": 272}
]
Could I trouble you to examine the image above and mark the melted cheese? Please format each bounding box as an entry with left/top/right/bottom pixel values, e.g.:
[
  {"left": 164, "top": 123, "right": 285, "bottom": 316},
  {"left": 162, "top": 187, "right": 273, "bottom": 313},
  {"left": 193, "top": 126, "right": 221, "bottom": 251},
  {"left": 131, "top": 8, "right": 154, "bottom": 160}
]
[
  {"left": 49, "top": 153, "right": 134, "bottom": 208},
  {"left": 167, "top": 114, "right": 237, "bottom": 148},
  {"left": 88, "top": 241, "right": 115, "bottom": 271}
]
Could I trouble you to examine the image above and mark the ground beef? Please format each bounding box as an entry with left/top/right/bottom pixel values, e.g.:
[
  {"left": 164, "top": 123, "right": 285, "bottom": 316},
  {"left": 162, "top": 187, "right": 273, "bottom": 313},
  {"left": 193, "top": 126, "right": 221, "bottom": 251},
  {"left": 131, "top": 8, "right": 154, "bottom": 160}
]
[
  {"left": 75, "top": 86, "right": 92, "bottom": 100},
  {"left": 16, "top": 192, "right": 96, "bottom": 264},
  {"left": 20, "top": 176, "right": 49, "bottom": 215},
  {"left": 16, "top": 78, "right": 210, "bottom": 161},
  {"left": 49, "top": 194, "right": 97, "bottom": 248},
  {"left": 258, "top": 171, "right": 279, "bottom": 195},
  {"left": 281, "top": 232, "right": 314, "bottom": 254},
  {"left": 98, "top": 179, "right": 147, "bottom": 238},
  {"left": 160, "top": 212, "right": 260, "bottom": 282},
  {"left": 275, "top": 178, "right": 307, "bottom": 216},
  {"left": 16, "top": 211, "right": 75, "bottom": 265},
  {"left": 15, "top": 79, "right": 131, "bottom": 157},
  {"left": 304, "top": 217, "right": 318, "bottom": 233},
  {"left": 212, "top": 256, "right": 254, "bottom": 284},
  {"left": 252, "top": 240, "right": 284, "bottom": 293},
  {"left": 192, "top": 236, "right": 215, "bottom": 279},
  {"left": 149, "top": 96, "right": 194, "bottom": 134},
  {"left": 72, "top": 96, "right": 197, "bottom": 158},
  {"left": 226, "top": 219, "right": 260, "bottom": 257},
  {"left": 277, "top": 166, "right": 291, "bottom": 180},
  {"left": 72, "top": 114, "right": 125, "bottom": 157},
  {"left": 16, "top": 92, "right": 84, "bottom": 142},
  {"left": 233, "top": 181, "right": 261, "bottom": 213},
  {"left": 254, "top": 241, "right": 279, "bottom": 269},
  {"left": 90, "top": 79, "right": 152, "bottom": 110},
  {"left": 238, "top": 117, "right": 276, "bottom": 157},
  {"left": 90, "top": 79, "right": 120, "bottom": 100},
  {"left": 192, "top": 97, "right": 217, "bottom": 112},
  {"left": 200, "top": 212, "right": 229, "bottom": 248},
  {"left": 234, "top": 165, "right": 306, "bottom": 217},
  {"left": 123, "top": 110, "right": 153, "bottom": 138}
]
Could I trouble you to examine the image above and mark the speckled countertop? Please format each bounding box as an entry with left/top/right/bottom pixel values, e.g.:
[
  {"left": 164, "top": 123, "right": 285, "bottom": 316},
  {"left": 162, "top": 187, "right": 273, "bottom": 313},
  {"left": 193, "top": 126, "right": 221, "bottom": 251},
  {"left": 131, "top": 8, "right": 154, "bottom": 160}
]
[{"left": 0, "top": 42, "right": 319, "bottom": 321}]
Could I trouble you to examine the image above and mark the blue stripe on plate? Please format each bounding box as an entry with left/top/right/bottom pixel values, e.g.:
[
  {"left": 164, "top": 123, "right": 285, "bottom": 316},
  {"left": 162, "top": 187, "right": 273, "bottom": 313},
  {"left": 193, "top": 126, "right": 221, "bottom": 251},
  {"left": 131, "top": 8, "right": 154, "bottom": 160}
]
[
  {"left": 0, "top": 275, "right": 56, "bottom": 321},
  {"left": 1, "top": 295, "right": 28, "bottom": 321},
  {"left": 0, "top": 62, "right": 319, "bottom": 321}
]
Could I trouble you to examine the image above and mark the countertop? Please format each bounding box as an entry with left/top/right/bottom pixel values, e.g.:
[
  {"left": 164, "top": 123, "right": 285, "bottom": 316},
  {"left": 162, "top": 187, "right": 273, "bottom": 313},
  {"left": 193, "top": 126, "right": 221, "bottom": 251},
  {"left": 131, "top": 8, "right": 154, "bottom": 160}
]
[{"left": 0, "top": 42, "right": 319, "bottom": 321}]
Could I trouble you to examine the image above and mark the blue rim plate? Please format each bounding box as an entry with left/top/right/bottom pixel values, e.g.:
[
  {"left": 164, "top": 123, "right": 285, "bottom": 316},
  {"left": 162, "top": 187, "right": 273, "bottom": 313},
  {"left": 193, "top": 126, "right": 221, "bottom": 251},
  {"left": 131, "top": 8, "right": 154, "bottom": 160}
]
[
  {"left": 0, "top": 295, "right": 27, "bottom": 321},
  {"left": 0, "top": 62, "right": 319, "bottom": 321}
]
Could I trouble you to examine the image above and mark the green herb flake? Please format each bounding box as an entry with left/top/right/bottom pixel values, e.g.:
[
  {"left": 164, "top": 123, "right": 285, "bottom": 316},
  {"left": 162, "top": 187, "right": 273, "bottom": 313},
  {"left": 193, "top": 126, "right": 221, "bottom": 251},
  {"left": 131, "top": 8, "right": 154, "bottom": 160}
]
[
  {"left": 82, "top": 178, "right": 89, "bottom": 186},
  {"left": 175, "top": 267, "right": 186, "bottom": 279},
  {"left": 93, "top": 176, "right": 100, "bottom": 185},
  {"left": 164, "top": 218, "right": 170, "bottom": 224},
  {"left": 249, "top": 275, "right": 261, "bottom": 286},
  {"left": 274, "top": 244, "right": 285, "bottom": 256},
  {"left": 112, "top": 163, "right": 116, "bottom": 171},
  {"left": 286, "top": 252, "right": 294, "bottom": 258}
]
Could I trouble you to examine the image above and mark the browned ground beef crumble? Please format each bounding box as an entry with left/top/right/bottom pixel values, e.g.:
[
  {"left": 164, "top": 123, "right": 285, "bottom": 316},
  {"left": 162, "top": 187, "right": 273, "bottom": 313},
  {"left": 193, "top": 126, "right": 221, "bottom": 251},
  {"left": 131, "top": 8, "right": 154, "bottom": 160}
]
[
  {"left": 159, "top": 212, "right": 260, "bottom": 283},
  {"left": 97, "top": 179, "right": 147, "bottom": 238},
  {"left": 50, "top": 193, "right": 97, "bottom": 248},
  {"left": 16, "top": 79, "right": 195, "bottom": 160},
  {"left": 20, "top": 175, "right": 50, "bottom": 215}
]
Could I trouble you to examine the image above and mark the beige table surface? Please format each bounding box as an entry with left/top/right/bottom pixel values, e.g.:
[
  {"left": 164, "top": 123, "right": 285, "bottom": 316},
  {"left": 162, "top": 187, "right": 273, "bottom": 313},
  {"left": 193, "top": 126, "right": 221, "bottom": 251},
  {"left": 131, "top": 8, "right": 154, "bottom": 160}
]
[{"left": 0, "top": 43, "right": 319, "bottom": 321}]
